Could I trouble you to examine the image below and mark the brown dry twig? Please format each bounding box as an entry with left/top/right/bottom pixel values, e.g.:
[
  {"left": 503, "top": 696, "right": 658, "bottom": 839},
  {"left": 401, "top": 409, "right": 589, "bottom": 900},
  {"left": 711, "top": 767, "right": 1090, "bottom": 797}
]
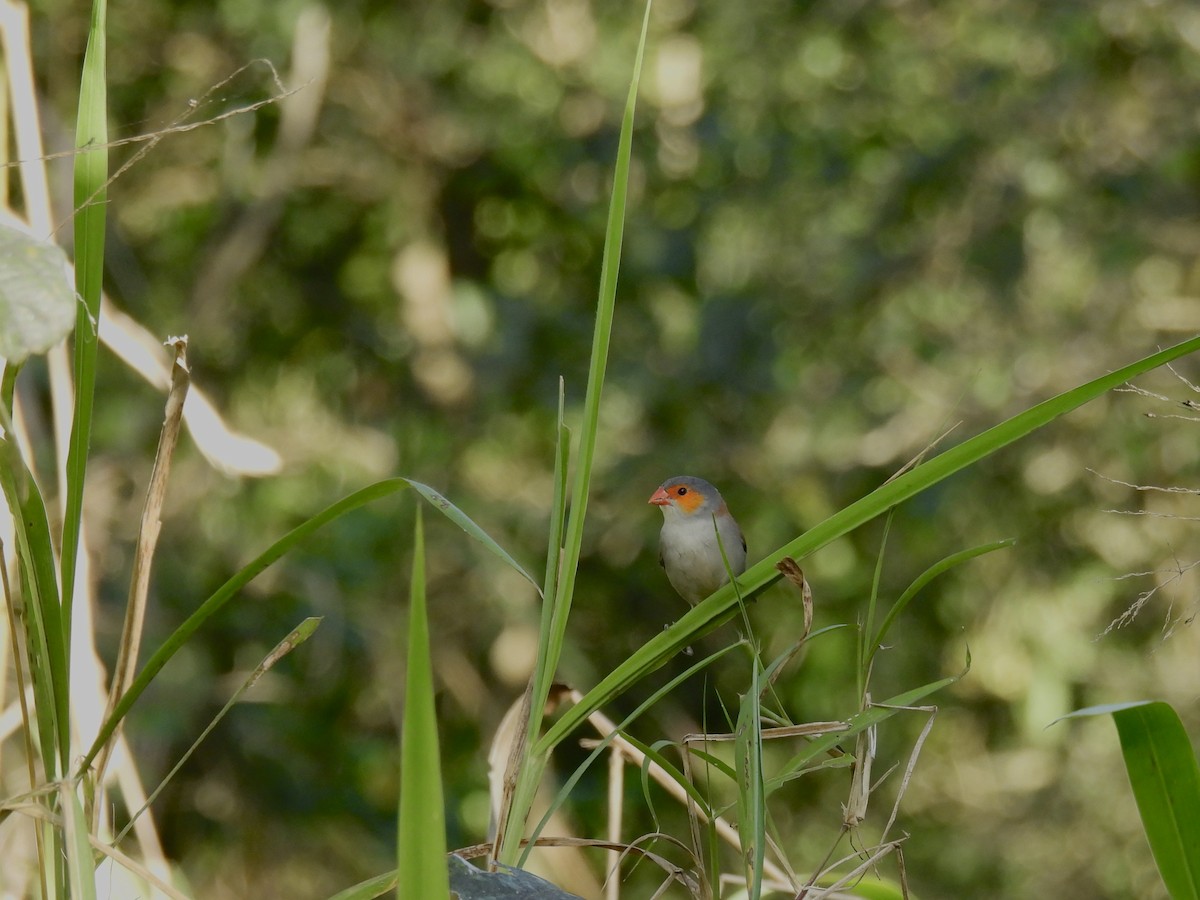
[{"left": 90, "top": 337, "right": 191, "bottom": 815}]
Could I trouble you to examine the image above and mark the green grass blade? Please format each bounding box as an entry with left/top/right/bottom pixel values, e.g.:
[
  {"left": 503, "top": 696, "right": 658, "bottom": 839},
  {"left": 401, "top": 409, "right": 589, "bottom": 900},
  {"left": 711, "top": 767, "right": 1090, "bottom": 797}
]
[
  {"left": 770, "top": 671, "right": 966, "bottom": 789},
  {"left": 0, "top": 393, "right": 68, "bottom": 777},
  {"left": 62, "top": 781, "right": 96, "bottom": 900},
  {"left": 116, "top": 618, "right": 321, "bottom": 845},
  {"left": 521, "top": 642, "right": 738, "bottom": 864},
  {"left": 759, "top": 335, "right": 1200, "bottom": 603},
  {"left": 1059, "top": 701, "right": 1200, "bottom": 898},
  {"left": 0, "top": 372, "right": 64, "bottom": 893},
  {"left": 536, "top": 335, "right": 1200, "bottom": 756},
  {"left": 501, "top": 0, "right": 652, "bottom": 864},
  {"left": 685, "top": 747, "right": 737, "bottom": 783},
  {"left": 408, "top": 479, "right": 541, "bottom": 595},
  {"left": 816, "top": 876, "right": 908, "bottom": 899},
  {"left": 78, "top": 476, "right": 526, "bottom": 774},
  {"left": 635, "top": 736, "right": 718, "bottom": 817},
  {"left": 858, "top": 513, "right": 894, "bottom": 703},
  {"left": 534, "top": 0, "right": 650, "bottom": 703},
  {"left": 63, "top": 0, "right": 109, "bottom": 625},
  {"left": 397, "top": 507, "right": 450, "bottom": 899},
  {"left": 868, "top": 539, "right": 1014, "bottom": 674},
  {"left": 325, "top": 870, "right": 395, "bottom": 900},
  {"left": 13, "top": 464, "right": 69, "bottom": 775},
  {"left": 513, "top": 385, "right": 570, "bottom": 855},
  {"left": 541, "top": 379, "right": 569, "bottom": 625},
  {"left": 77, "top": 479, "right": 407, "bottom": 772},
  {"left": 735, "top": 666, "right": 765, "bottom": 899}
]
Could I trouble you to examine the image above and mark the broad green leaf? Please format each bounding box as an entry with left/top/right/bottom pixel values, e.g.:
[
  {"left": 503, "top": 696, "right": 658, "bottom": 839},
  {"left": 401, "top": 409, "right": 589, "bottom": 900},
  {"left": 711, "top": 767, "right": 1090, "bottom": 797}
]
[
  {"left": 1059, "top": 701, "right": 1200, "bottom": 899},
  {"left": 0, "top": 224, "right": 75, "bottom": 363}
]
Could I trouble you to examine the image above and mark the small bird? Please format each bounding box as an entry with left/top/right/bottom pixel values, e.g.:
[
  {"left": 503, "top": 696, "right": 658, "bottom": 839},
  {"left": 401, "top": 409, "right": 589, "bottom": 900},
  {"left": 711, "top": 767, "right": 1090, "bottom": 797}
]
[{"left": 649, "top": 476, "right": 748, "bottom": 605}]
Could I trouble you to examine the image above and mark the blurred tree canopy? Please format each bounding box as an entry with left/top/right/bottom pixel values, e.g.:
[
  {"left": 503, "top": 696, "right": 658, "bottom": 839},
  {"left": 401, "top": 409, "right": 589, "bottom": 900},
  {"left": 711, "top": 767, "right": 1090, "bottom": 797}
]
[{"left": 18, "top": 0, "right": 1200, "bottom": 896}]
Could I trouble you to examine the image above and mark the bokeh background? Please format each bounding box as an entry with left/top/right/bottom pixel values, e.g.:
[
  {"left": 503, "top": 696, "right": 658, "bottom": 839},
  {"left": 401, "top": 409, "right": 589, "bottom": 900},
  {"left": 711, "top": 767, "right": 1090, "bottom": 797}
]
[{"left": 15, "top": 0, "right": 1200, "bottom": 896}]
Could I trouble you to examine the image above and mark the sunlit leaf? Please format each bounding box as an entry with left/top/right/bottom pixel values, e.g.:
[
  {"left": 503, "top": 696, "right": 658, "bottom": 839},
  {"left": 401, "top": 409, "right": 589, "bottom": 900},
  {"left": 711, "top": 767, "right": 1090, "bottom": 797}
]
[
  {"left": 1058, "top": 701, "right": 1200, "bottom": 899},
  {"left": 0, "top": 224, "right": 75, "bottom": 363}
]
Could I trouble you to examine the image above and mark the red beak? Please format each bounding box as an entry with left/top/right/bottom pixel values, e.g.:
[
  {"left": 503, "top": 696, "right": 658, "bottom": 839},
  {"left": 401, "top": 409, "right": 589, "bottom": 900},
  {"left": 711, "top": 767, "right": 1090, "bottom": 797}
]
[{"left": 648, "top": 487, "right": 671, "bottom": 506}]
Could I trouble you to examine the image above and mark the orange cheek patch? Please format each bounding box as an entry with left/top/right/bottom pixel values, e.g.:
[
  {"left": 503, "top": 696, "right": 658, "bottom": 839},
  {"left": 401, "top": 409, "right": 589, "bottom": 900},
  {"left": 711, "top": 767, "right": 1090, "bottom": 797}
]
[{"left": 672, "top": 488, "right": 704, "bottom": 514}]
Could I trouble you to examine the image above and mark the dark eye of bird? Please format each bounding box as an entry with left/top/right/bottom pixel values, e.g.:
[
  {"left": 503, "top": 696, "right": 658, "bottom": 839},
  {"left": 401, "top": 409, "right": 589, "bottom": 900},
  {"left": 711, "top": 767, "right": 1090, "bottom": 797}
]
[{"left": 676, "top": 486, "right": 688, "bottom": 496}]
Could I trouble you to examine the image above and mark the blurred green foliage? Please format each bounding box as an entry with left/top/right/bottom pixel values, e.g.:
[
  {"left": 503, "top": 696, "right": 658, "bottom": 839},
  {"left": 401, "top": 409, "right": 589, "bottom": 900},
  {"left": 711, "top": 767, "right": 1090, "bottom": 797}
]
[{"left": 19, "top": 0, "right": 1200, "bottom": 896}]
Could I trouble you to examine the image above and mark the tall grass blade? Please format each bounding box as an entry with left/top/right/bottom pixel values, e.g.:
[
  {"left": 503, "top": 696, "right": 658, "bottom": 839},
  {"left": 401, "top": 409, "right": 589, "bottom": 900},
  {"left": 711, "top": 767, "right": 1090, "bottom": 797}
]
[
  {"left": 116, "top": 617, "right": 321, "bottom": 844},
  {"left": 537, "top": 0, "right": 651, "bottom": 702},
  {"left": 397, "top": 507, "right": 450, "bottom": 899},
  {"left": 0, "top": 391, "right": 67, "bottom": 777},
  {"left": 858, "top": 513, "right": 894, "bottom": 703},
  {"left": 63, "top": 0, "right": 109, "bottom": 625},
  {"left": 522, "top": 642, "right": 737, "bottom": 862},
  {"left": 537, "top": 335, "right": 1200, "bottom": 755},
  {"left": 490, "top": 389, "right": 569, "bottom": 867},
  {"left": 499, "top": 0, "right": 653, "bottom": 864},
  {"left": 79, "top": 476, "right": 526, "bottom": 773},
  {"left": 408, "top": 480, "right": 541, "bottom": 595},
  {"left": 326, "top": 871, "right": 395, "bottom": 900},
  {"left": 868, "top": 539, "right": 1014, "bottom": 675},
  {"left": 62, "top": 781, "right": 96, "bottom": 900},
  {"left": 734, "top": 665, "right": 765, "bottom": 898},
  {"left": 539, "top": 379, "right": 569, "bottom": 664},
  {"left": 770, "top": 671, "right": 966, "bottom": 788}
]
